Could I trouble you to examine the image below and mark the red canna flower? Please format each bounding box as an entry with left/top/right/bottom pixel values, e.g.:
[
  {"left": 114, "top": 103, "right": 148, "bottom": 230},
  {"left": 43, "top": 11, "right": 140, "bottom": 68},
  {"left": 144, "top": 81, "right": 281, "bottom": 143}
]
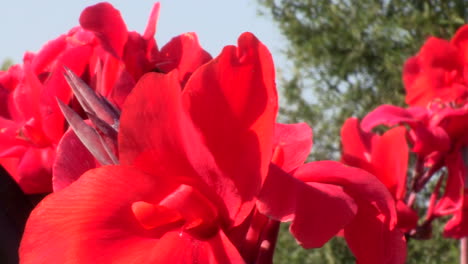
[
  {"left": 361, "top": 103, "right": 468, "bottom": 238},
  {"left": 341, "top": 117, "right": 418, "bottom": 232},
  {"left": 403, "top": 25, "right": 468, "bottom": 106},
  {"left": 20, "top": 32, "right": 278, "bottom": 263},
  {"left": 21, "top": 30, "right": 406, "bottom": 263},
  {"left": 0, "top": 2, "right": 212, "bottom": 194},
  {"left": 258, "top": 123, "right": 406, "bottom": 264}
]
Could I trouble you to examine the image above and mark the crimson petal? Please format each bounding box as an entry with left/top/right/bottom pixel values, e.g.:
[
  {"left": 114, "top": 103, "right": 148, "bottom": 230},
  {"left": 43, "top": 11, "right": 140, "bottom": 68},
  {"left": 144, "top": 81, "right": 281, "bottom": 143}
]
[
  {"left": 272, "top": 123, "right": 312, "bottom": 172},
  {"left": 182, "top": 32, "right": 278, "bottom": 224},
  {"left": 341, "top": 117, "right": 376, "bottom": 173},
  {"left": 257, "top": 164, "right": 357, "bottom": 248},
  {"left": 143, "top": 3, "right": 160, "bottom": 41},
  {"left": 157, "top": 33, "right": 212, "bottom": 86},
  {"left": 371, "top": 127, "right": 409, "bottom": 200},
  {"left": 294, "top": 161, "right": 406, "bottom": 264},
  {"left": 21, "top": 166, "right": 244, "bottom": 263},
  {"left": 80, "top": 2, "right": 128, "bottom": 58},
  {"left": 119, "top": 72, "right": 238, "bottom": 225},
  {"left": 361, "top": 104, "right": 426, "bottom": 132}
]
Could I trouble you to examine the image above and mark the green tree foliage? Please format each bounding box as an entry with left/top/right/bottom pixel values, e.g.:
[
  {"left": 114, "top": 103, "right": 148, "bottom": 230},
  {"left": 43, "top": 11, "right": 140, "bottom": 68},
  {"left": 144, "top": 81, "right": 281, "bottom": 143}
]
[
  {"left": 1, "top": 59, "right": 13, "bottom": 71},
  {"left": 259, "top": 0, "right": 468, "bottom": 160},
  {"left": 258, "top": 0, "right": 468, "bottom": 262},
  {"left": 274, "top": 219, "right": 459, "bottom": 264}
]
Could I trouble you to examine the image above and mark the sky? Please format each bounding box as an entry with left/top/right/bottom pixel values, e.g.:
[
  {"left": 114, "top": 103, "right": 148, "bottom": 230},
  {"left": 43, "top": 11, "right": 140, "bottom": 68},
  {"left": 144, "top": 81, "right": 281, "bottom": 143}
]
[{"left": 0, "top": 0, "right": 287, "bottom": 68}]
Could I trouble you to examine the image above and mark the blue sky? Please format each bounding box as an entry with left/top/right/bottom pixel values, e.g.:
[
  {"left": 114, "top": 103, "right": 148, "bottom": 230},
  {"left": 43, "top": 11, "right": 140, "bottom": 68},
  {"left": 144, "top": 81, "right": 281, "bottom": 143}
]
[{"left": 0, "top": 0, "right": 286, "bottom": 68}]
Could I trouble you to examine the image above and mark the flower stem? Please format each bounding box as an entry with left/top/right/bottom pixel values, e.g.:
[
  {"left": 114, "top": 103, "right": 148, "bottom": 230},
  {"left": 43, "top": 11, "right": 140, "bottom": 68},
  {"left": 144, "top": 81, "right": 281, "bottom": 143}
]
[
  {"left": 461, "top": 237, "right": 468, "bottom": 264},
  {"left": 255, "top": 219, "right": 280, "bottom": 264}
]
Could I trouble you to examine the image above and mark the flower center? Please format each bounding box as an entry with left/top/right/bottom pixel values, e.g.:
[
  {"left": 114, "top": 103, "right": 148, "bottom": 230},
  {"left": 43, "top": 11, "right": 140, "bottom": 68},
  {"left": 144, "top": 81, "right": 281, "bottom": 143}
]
[{"left": 132, "top": 184, "right": 219, "bottom": 239}]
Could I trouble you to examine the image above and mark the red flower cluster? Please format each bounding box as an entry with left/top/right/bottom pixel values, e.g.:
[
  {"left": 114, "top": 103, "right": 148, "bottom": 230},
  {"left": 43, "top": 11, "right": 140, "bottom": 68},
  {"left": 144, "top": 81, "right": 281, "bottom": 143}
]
[
  {"left": 341, "top": 24, "right": 468, "bottom": 240},
  {"left": 360, "top": 103, "right": 468, "bottom": 238},
  {"left": 404, "top": 25, "right": 468, "bottom": 106},
  {"left": 0, "top": 2, "right": 407, "bottom": 263},
  {"left": 341, "top": 118, "right": 418, "bottom": 232},
  {"left": 0, "top": 2, "right": 211, "bottom": 194}
]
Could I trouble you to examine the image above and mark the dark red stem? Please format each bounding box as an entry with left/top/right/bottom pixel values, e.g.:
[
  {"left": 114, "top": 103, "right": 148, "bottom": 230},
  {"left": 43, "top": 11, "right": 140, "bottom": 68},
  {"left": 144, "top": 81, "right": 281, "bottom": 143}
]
[{"left": 255, "top": 219, "right": 281, "bottom": 264}]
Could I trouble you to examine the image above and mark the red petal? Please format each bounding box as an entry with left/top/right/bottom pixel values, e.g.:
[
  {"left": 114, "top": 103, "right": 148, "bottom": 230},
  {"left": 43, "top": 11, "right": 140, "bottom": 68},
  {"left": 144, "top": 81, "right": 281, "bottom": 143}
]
[
  {"left": 143, "top": 3, "right": 160, "bottom": 41},
  {"left": 123, "top": 32, "right": 151, "bottom": 81},
  {"left": 395, "top": 200, "right": 418, "bottom": 232},
  {"left": 444, "top": 193, "right": 468, "bottom": 238},
  {"left": 340, "top": 117, "right": 376, "bottom": 173},
  {"left": 404, "top": 37, "right": 464, "bottom": 106},
  {"left": 149, "top": 229, "right": 246, "bottom": 264},
  {"left": 13, "top": 65, "right": 42, "bottom": 122},
  {"left": 294, "top": 161, "right": 406, "bottom": 264},
  {"left": 182, "top": 32, "right": 278, "bottom": 224},
  {"left": 0, "top": 117, "right": 27, "bottom": 157},
  {"left": 29, "top": 35, "right": 67, "bottom": 74},
  {"left": 344, "top": 202, "right": 407, "bottom": 264},
  {"left": 272, "top": 122, "right": 312, "bottom": 172},
  {"left": 98, "top": 54, "right": 123, "bottom": 97},
  {"left": 80, "top": 2, "right": 128, "bottom": 58},
  {"left": 294, "top": 161, "right": 397, "bottom": 225},
  {"left": 21, "top": 166, "right": 244, "bottom": 263},
  {"left": 157, "top": 32, "right": 212, "bottom": 86},
  {"left": 361, "top": 104, "right": 425, "bottom": 132},
  {"left": 257, "top": 164, "right": 357, "bottom": 248},
  {"left": 372, "top": 127, "right": 409, "bottom": 200},
  {"left": 13, "top": 147, "right": 54, "bottom": 194},
  {"left": 418, "top": 37, "right": 461, "bottom": 69},
  {"left": 433, "top": 152, "right": 464, "bottom": 216},
  {"left": 40, "top": 45, "right": 94, "bottom": 142},
  {"left": 452, "top": 25, "right": 468, "bottom": 63},
  {"left": 119, "top": 72, "right": 239, "bottom": 225},
  {"left": 21, "top": 166, "right": 173, "bottom": 263}
]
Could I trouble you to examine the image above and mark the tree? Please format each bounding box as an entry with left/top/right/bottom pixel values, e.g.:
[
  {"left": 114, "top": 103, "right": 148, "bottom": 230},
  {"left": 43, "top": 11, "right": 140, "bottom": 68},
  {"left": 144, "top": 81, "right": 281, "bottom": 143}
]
[
  {"left": 1, "top": 59, "right": 12, "bottom": 71},
  {"left": 258, "top": 0, "right": 468, "bottom": 160},
  {"left": 258, "top": 0, "right": 468, "bottom": 262}
]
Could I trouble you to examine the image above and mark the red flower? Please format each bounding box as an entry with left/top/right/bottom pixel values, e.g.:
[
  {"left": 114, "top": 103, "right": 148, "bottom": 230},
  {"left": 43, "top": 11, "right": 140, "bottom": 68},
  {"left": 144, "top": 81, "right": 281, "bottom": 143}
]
[
  {"left": 0, "top": 28, "right": 94, "bottom": 193},
  {"left": 258, "top": 124, "right": 406, "bottom": 263},
  {"left": 21, "top": 32, "right": 277, "bottom": 263},
  {"left": 0, "top": 2, "right": 212, "bottom": 194},
  {"left": 341, "top": 117, "right": 418, "bottom": 232},
  {"left": 236, "top": 119, "right": 407, "bottom": 264},
  {"left": 362, "top": 103, "right": 468, "bottom": 237},
  {"left": 403, "top": 25, "right": 468, "bottom": 106},
  {"left": 21, "top": 31, "right": 406, "bottom": 263}
]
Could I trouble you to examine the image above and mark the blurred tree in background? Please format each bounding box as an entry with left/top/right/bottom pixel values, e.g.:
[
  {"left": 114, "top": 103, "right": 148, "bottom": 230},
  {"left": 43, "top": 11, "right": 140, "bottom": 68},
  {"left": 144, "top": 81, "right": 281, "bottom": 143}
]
[
  {"left": 257, "top": 0, "right": 468, "bottom": 262},
  {"left": 274, "top": 218, "right": 458, "bottom": 264},
  {"left": 1, "top": 59, "right": 13, "bottom": 71},
  {"left": 258, "top": 0, "right": 468, "bottom": 160}
]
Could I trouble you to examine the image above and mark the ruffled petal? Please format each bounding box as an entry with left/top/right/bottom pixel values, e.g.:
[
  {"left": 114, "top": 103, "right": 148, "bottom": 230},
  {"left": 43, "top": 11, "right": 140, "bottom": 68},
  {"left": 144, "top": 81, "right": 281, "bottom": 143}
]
[
  {"left": 143, "top": 3, "right": 160, "bottom": 41},
  {"left": 444, "top": 193, "right": 468, "bottom": 238},
  {"left": 13, "top": 147, "right": 55, "bottom": 194},
  {"left": 182, "top": 32, "right": 278, "bottom": 224},
  {"left": 433, "top": 152, "right": 464, "bottom": 216},
  {"left": 157, "top": 32, "right": 212, "bottom": 86},
  {"left": 257, "top": 164, "right": 357, "bottom": 248},
  {"left": 340, "top": 117, "right": 376, "bottom": 173},
  {"left": 21, "top": 166, "right": 174, "bottom": 263},
  {"left": 294, "top": 161, "right": 406, "bottom": 264},
  {"left": 371, "top": 127, "right": 409, "bottom": 200},
  {"left": 272, "top": 122, "right": 312, "bottom": 172},
  {"left": 118, "top": 72, "right": 238, "bottom": 225},
  {"left": 80, "top": 2, "right": 128, "bottom": 58},
  {"left": 361, "top": 105, "right": 425, "bottom": 132},
  {"left": 21, "top": 165, "right": 244, "bottom": 263}
]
